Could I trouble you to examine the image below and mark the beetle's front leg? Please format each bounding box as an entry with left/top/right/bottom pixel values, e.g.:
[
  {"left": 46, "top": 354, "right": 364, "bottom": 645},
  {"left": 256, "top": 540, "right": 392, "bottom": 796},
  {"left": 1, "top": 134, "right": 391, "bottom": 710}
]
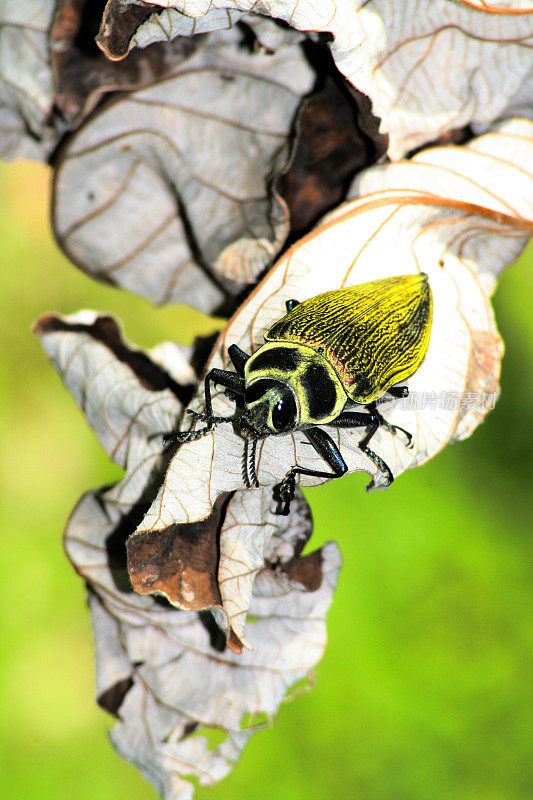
[
  {"left": 163, "top": 368, "right": 244, "bottom": 447},
  {"left": 227, "top": 344, "right": 249, "bottom": 377},
  {"left": 273, "top": 427, "right": 348, "bottom": 515}
]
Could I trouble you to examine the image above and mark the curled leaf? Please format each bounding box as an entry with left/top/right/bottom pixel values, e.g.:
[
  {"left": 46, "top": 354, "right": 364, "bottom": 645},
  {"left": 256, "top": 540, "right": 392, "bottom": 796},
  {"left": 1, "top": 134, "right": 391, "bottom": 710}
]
[
  {"left": 98, "top": 0, "right": 242, "bottom": 56},
  {"left": 137, "top": 119, "right": 533, "bottom": 530},
  {"left": 52, "top": 31, "right": 314, "bottom": 311},
  {"left": 353, "top": 0, "right": 533, "bottom": 157},
  {"left": 118, "top": 0, "right": 533, "bottom": 159},
  {"left": 35, "top": 308, "right": 340, "bottom": 795},
  {"left": 99, "top": 1, "right": 308, "bottom": 58},
  {"left": 35, "top": 309, "right": 338, "bottom": 640},
  {"left": 69, "top": 481, "right": 339, "bottom": 797},
  {"left": 34, "top": 311, "right": 190, "bottom": 468},
  {"left": 97, "top": 0, "right": 348, "bottom": 56}
]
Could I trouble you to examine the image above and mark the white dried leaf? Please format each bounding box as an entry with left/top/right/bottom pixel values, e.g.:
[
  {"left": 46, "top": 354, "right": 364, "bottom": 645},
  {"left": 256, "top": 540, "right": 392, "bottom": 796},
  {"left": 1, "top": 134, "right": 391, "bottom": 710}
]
[
  {"left": 0, "top": 0, "right": 56, "bottom": 160},
  {"left": 354, "top": 0, "right": 533, "bottom": 157},
  {"left": 99, "top": 0, "right": 359, "bottom": 57},
  {"left": 35, "top": 310, "right": 340, "bottom": 797},
  {"left": 126, "top": 0, "right": 533, "bottom": 158},
  {"left": 52, "top": 33, "right": 313, "bottom": 311},
  {"left": 350, "top": 118, "right": 533, "bottom": 298},
  {"left": 98, "top": 0, "right": 242, "bottom": 54},
  {"left": 137, "top": 120, "right": 533, "bottom": 530},
  {"left": 34, "top": 311, "right": 185, "bottom": 469},
  {"left": 217, "top": 486, "right": 313, "bottom": 642},
  {"left": 68, "top": 481, "right": 339, "bottom": 798}
]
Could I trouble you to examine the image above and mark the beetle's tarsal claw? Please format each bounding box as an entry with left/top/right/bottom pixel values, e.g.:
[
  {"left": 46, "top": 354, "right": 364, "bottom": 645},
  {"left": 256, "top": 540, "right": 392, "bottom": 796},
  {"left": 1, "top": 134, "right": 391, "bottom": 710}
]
[
  {"left": 387, "top": 422, "right": 413, "bottom": 448},
  {"left": 173, "top": 426, "right": 213, "bottom": 443},
  {"left": 272, "top": 469, "right": 296, "bottom": 515},
  {"left": 376, "top": 412, "right": 413, "bottom": 449},
  {"left": 168, "top": 409, "right": 235, "bottom": 443},
  {"left": 163, "top": 411, "right": 231, "bottom": 447},
  {"left": 395, "top": 426, "right": 412, "bottom": 448}
]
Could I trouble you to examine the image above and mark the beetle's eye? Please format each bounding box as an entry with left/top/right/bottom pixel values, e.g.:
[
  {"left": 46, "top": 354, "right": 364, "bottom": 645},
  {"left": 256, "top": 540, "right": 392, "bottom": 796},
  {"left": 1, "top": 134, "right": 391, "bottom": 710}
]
[{"left": 271, "top": 392, "right": 297, "bottom": 432}]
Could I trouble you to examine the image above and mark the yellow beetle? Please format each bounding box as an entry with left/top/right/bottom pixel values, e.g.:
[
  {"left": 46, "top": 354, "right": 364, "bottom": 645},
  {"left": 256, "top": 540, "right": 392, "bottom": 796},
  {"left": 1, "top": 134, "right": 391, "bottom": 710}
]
[{"left": 169, "top": 273, "right": 433, "bottom": 514}]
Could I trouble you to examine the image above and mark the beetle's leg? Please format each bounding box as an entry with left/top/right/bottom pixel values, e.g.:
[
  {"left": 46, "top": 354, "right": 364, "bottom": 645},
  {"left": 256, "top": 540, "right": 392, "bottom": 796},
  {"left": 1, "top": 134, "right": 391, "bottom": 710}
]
[
  {"left": 272, "top": 427, "right": 348, "bottom": 515},
  {"left": 366, "top": 401, "right": 413, "bottom": 448},
  {"left": 184, "top": 410, "right": 231, "bottom": 425},
  {"left": 303, "top": 427, "right": 349, "bottom": 476},
  {"left": 285, "top": 299, "right": 300, "bottom": 313},
  {"left": 163, "top": 368, "right": 243, "bottom": 446},
  {"left": 328, "top": 410, "right": 394, "bottom": 489},
  {"left": 227, "top": 344, "right": 249, "bottom": 378}
]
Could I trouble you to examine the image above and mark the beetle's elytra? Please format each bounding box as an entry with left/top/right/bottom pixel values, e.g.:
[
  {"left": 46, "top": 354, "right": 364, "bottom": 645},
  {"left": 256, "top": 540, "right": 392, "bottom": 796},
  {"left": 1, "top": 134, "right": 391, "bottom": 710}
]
[{"left": 167, "top": 273, "right": 433, "bottom": 515}]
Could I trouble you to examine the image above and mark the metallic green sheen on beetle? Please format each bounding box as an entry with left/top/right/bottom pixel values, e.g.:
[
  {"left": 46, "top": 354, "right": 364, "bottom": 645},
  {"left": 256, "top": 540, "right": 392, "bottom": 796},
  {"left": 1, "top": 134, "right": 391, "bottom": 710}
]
[{"left": 168, "top": 273, "right": 433, "bottom": 514}]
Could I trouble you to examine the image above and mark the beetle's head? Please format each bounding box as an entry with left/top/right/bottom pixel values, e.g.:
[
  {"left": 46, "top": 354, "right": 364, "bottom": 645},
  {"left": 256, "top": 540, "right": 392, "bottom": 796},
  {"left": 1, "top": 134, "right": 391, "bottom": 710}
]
[{"left": 240, "top": 379, "right": 298, "bottom": 439}]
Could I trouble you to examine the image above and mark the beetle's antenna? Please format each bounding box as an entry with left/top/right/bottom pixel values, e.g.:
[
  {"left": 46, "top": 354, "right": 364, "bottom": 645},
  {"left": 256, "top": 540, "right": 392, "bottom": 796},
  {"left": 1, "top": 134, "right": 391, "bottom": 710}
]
[
  {"left": 241, "top": 447, "right": 249, "bottom": 486},
  {"left": 247, "top": 438, "right": 259, "bottom": 488}
]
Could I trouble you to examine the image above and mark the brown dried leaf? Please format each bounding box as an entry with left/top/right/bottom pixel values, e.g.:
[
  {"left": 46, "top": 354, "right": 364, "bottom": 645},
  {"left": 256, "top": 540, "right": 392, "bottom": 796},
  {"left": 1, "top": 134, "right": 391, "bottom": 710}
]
[
  {"left": 127, "top": 496, "right": 226, "bottom": 611},
  {"left": 278, "top": 74, "right": 388, "bottom": 239},
  {"left": 97, "top": 0, "right": 160, "bottom": 60},
  {"left": 52, "top": 31, "right": 314, "bottom": 311},
  {"left": 51, "top": 0, "right": 203, "bottom": 125}
]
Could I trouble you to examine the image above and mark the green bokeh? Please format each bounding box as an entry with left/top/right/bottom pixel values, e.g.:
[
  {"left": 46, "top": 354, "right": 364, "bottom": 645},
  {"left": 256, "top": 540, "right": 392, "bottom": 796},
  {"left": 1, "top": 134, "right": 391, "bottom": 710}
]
[{"left": 1, "top": 161, "right": 531, "bottom": 800}]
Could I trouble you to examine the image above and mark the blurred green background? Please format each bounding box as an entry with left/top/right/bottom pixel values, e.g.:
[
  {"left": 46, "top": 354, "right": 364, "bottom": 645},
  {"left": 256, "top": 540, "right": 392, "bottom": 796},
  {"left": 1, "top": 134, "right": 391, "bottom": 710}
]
[{"left": 1, "top": 160, "right": 531, "bottom": 800}]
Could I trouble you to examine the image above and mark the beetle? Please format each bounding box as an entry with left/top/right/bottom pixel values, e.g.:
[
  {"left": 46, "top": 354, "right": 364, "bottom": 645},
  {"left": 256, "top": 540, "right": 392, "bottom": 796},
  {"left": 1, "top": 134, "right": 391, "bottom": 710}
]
[{"left": 167, "top": 273, "right": 433, "bottom": 514}]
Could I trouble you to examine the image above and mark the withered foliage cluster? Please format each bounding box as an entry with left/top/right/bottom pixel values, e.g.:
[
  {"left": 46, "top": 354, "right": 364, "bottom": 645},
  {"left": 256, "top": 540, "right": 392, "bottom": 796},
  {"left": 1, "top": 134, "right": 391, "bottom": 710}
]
[{"left": 3, "top": 1, "right": 533, "bottom": 798}]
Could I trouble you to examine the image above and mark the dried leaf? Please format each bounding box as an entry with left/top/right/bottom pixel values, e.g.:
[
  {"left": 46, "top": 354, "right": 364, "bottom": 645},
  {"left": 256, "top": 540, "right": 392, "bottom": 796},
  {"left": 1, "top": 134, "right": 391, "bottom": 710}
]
[
  {"left": 34, "top": 311, "right": 190, "bottom": 468},
  {"left": 120, "top": 1, "right": 533, "bottom": 158},
  {"left": 98, "top": 0, "right": 242, "bottom": 55},
  {"left": 97, "top": 0, "right": 320, "bottom": 56},
  {"left": 52, "top": 30, "right": 314, "bottom": 311},
  {"left": 35, "top": 308, "right": 340, "bottom": 795},
  {"left": 51, "top": 0, "right": 203, "bottom": 125},
  {"left": 70, "top": 482, "right": 339, "bottom": 797},
  {"left": 0, "top": 0, "right": 56, "bottom": 160},
  {"left": 136, "top": 119, "right": 533, "bottom": 531},
  {"left": 35, "top": 310, "right": 336, "bottom": 642},
  {"left": 278, "top": 74, "right": 388, "bottom": 239},
  {"left": 97, "top": 1, "right": 306, "bottom": 59},
  {"left": 354, "top": 0, "right": 533, "bottom": 157}
]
